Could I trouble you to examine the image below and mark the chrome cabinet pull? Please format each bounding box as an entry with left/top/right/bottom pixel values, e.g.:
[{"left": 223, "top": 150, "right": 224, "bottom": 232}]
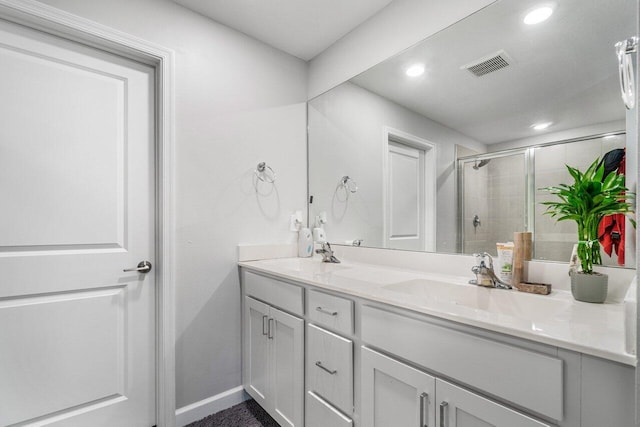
[
  {"left": 123, "top": 261, "right": 152, "bottom": 273},
  {"left": 315, "top": 306, "right": 338, "bottom": 316},
  {"left": 268, "top": 318, "right": 274, "bottom": 339},
  {"left": 420, "top": 392, "right": 429, "bottom": 427},
  {"left": 439, "top": 401, "right": 448, "bottom": 427},
  {"left": 262, "top": 315, "right": 268, "bottom": 336},
  {"left": 315, "top": 361, "right": 337, "bottom": 375}
]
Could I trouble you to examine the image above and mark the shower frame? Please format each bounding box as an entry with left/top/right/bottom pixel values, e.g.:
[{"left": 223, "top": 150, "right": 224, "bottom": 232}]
[{"left": 456, "top": 131, "right": 625, "bottom": 255}]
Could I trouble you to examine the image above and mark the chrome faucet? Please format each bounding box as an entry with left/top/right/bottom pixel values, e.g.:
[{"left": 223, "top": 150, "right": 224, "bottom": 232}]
[
  {"left": 469, "top": 252, "right": 511, "bottom": 289},
  {"left": 316, "top": 242, "right": 340, "bottom": 263}
]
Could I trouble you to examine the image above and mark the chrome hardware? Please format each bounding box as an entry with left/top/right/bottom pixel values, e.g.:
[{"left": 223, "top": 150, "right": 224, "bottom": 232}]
[
  {"left": 315, "top": 361, "right": 337, "bottom": 375},
  {"left": 268, "top": 318, "right": 274, "bottom": 339},
  {"left": 472, "top": 214, "right": 481, "bottom": 229},
  {"left": 616, "top": 36, "right": 638, "bottom": 110},
  {"left": 469, "top": 252, "right": 512, "bottom": 289},
  {"left": 439, "top": 401, "right": 448, "bottom": 427},
  {"left": 123, "top": 261, "right": 152, "bottom": 273},
  {"left": 340, "top": 175, "right": 358, "bottom": 193},
  {"left": 262, "top": 315, "right": 268, "bottom": 336},
  {"left": 352, "top": 239, "right": 363, "bottom": 247},
  {"left": 420, "top": 392, "right": 429, "bottom": 427},
  {"left": 315, "top": 241, "right": 341, "bottom": 263},
  {"left": 315, "top": 306, "right": 338, "bottom": 316},
  {"left": 255, "top": 162, "right": 276, "bottom": 183}
]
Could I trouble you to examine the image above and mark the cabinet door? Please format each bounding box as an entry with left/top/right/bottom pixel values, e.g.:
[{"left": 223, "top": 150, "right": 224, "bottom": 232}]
[
  {"left": 436, "top": 379, "right": 551, "bottom": 427},
  {"left": 243, "top": 296, "right": 270, "bottom": 408},
  {"left": 361, "top": 347, "right": 435, "bottom": 427},
  {"left": 270, "top": 306, "right": 304, "bottom": 427}
]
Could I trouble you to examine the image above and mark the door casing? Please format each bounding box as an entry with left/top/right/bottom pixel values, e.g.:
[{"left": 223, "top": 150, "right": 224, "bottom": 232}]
[{"left": 0, "top": 0, "right": 177, "bottom": 425}]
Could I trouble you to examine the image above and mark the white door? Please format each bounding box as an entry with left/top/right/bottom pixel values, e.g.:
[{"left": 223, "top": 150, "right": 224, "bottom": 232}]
[
  {"left": 244, "top": 296, "right": 271, "bottom": 408},
  {"left": 270, "top": 306, "right": 304, "bottom": 427},
  {"left": 361, "top": 347, "right": 436, "bottom": 427},
  {"left": 0, "top": 19, "right": 156, "bottom": 426},
  {"left": 385, "top": 141, "right": 426, "bottom": 251},
  {"left": 436, "top": 380, "right": 551, "bottom": 427}
]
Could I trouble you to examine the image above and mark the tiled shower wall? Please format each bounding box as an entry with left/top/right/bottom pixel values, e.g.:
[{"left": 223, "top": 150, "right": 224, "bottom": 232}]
[{"left": 463, "top": 154, "right": 526, "bottom": 255}]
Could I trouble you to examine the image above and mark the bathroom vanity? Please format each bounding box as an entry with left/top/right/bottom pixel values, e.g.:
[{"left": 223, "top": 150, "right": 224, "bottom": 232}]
[{"left": 239, "top": 257, "right": 635, "bottom": 427}]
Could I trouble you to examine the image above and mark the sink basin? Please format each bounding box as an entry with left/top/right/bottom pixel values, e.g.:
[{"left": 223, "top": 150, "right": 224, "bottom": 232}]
[{"left": 382, "top": 279, "right": 573, "bottom": 323}]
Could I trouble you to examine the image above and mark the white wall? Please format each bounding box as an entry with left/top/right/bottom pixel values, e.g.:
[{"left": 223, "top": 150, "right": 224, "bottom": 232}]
[
  {"left": 309, "top": 82, "right": 485, "bottom": 253},
  {"left": 35, "top": 0, "right": 308, "bottom": 411},
  {"left": 307, "top": 0, "right": 495, "bottom": 99}
]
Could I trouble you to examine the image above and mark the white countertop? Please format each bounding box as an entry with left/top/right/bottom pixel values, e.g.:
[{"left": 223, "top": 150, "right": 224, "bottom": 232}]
[{"left": 239, "top": 256, "right": 636, "bottom": 366}]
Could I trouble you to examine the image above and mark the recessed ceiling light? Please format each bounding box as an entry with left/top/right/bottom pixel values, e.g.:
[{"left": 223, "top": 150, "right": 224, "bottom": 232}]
[
  {"left": 406, "top": 64, "right": 425, "bottom": 77},
  {"left": 531, "top": 122, "right": 552, "bottom": 131},
  {"left": 524, "top": 6, "right": 553, "bottom": 25}
]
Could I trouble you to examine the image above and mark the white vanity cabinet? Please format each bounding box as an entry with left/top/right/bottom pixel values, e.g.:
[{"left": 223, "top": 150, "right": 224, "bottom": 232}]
[
  {"left": 242, "top": 272, "right": 305, "bottom": 427},
  {"left": 240, "top": 265, "right": 635, "bottom": 427}
]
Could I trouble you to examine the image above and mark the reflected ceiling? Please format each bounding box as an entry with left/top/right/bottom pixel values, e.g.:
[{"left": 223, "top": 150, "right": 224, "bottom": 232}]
[{"left": 350, "top": 0, "right": 633, "bottom": 144}]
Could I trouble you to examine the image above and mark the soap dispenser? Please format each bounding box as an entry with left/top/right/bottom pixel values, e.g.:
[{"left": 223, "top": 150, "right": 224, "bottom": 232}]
[{"left": 298, "top": 227, "right": 313, "bottom": 257}]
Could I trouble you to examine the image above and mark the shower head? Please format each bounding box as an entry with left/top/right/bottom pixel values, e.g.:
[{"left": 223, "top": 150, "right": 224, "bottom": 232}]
[{"left": 473, "top": 159, "right": 491, "bottom": 170}]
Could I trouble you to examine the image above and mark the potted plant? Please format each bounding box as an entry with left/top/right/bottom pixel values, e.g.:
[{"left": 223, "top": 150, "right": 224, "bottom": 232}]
[{"left": 541, "top": 159, "right": 634, "bottom": 303}]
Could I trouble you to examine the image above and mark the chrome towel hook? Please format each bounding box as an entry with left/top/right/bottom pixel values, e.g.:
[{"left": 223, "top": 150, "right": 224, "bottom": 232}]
[
  {"left": 615, "top": 36, "right": 638, "bottom": 110},
  {"left": 255, "top": 162, "right": 276, "bottom": 183}
]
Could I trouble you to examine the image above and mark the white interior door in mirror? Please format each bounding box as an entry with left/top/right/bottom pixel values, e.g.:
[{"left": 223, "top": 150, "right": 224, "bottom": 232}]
[
  {"left": 384, "top": 136, "right": 435, "bottom": 252},
  {"left": 0, "top": 19, "right": 156, "bottom": 426}
]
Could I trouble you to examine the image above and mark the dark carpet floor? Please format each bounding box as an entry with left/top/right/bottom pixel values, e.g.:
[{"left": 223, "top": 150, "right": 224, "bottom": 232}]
[{"left": 185, "top": 399, "right": 280, "bottom": 427}]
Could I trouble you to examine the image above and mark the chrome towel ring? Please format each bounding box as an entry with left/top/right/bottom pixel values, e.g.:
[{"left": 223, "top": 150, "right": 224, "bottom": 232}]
[
  {"left": 340, "top": 175, "right": 358, "bottom": 193},
  {"left": 255, "top": 162, "right": 276, "bottom": 183},
  {"left": 616, "top": 36, "right": 638, "bottom": 110}
]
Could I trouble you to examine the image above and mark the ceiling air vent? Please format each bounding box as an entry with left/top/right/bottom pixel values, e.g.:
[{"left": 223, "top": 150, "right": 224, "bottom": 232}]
[{"left": 461, "top": 50, "right": 513, "bottom": 77}]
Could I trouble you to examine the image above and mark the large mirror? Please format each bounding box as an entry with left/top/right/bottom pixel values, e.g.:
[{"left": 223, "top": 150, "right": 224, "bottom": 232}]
[{"left": 308, "top": 0, "right": 637, "bottom": 267}]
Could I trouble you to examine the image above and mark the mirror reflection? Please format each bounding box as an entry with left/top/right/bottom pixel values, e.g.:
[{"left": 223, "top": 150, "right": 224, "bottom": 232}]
[{"left": 308, "top": 0, "right": 636, "bottom": 266}]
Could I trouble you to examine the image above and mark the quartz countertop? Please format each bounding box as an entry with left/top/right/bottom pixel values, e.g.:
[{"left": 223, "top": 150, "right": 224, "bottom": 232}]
[{"left": 239, "top": 257, "right": 636, "bottom": 366}]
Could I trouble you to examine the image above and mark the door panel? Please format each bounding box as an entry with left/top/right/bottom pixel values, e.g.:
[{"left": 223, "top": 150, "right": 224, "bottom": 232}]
[
  {"left": 245, "top": 296, "right": 271, "bottom": 406},
  {"left": 386, "top": 141, "right": 425, "bottom": 251},
  {"left": 436, "top": 379, "right": 551, "bottom": 427},
  {"left": 0, "top": 288, "right": 125, "bottom": 425},
  {"left": 361, "top": 347, "right": 435, "bottom": 427},
  {"left": 271, "top": 306, "right": 304, "bottom": 427},
  {"left": 0, "top": 19, "right": 155, "bottom": 426}
]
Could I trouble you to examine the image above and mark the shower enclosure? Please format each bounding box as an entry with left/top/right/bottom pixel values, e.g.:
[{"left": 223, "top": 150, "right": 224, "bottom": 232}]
[
  {"left": 458, "top": 133, "right": 628, "bottom": 265},
  {"left": 458, "top": 151, "right": 530, "bottom": 255}
]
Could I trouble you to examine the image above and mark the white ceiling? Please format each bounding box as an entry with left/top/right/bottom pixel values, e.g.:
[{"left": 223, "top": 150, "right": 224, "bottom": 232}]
[
  {"left": 350, "top": 0, "right": 634, "bottom": 144},
  {"left": 173, "top": 0, "right": 394, "bottom": 60}
]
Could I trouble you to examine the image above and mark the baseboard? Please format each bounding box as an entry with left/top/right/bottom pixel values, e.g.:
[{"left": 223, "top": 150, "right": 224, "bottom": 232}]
[{"left": 175, "top": 385, "right": 249, "bottom": 426}]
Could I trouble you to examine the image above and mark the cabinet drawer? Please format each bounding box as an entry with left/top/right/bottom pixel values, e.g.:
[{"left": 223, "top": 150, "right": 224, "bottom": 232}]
[
  {"left": 243, "top": 270, "right": 304, "bottom": 316},
  {"left": 305, "top": 391, "right": 352, "bottom": 427},
  {"left": 361, "top": 305, "right": 563, "bottom": 421},
  {"left": 306, "top": 324, "right": 353, "bottom": 414},
  {"left": 308, "top": 290, "right": 354, "bottom": 335}
]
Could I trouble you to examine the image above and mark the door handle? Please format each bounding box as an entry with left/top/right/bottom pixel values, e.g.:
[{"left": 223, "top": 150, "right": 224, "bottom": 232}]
[
  {"left": 420, "top": 392, "right": 429, "bottom": 427},
  {"left": 439, "top": 401, "right": 448, "bottom": 427},
  {"left": 268, "top": 318, "right": 274, "bottom": 339},
  {"left": 315, "top": 361, "right": 337, "bottom": 375},
  {"left": 123, "top": 261, "right": 152, "bottom": 273},
  {"left": 315, "top": 306, "right": 338, "bottom": 316},
  {"left": 262, "top": 315, "right": 268, "bottom": 336}
]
